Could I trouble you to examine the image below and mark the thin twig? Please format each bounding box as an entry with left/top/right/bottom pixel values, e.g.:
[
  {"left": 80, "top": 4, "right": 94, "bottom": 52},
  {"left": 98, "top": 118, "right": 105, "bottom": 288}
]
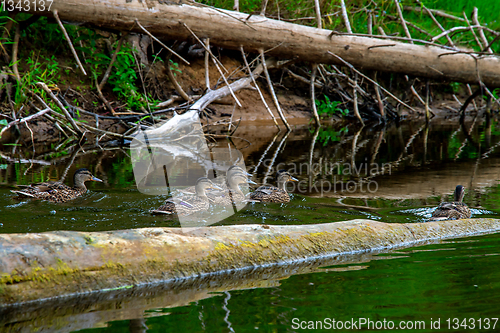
[
  {"left": 182, "top": 23, "right": 240, "bottom": 106},
  {"left": 329, "top": 31, "right": 459, "bottom": 50},
  {"left": 472, "top": 8, "right": 492, "bottom": 53},
  {"left": 327, "top": 51, "right": 417, "bottom": 113},
  {"left": 95, "top": 75, "right": 116, "bottom": 115},
  {"left": 135, "top": 19, "right": 190, "bottom": 65},
  {"left": 314, "top": 0, "right": 322, "bottom": 29},
  {"left": 204, "top": 38, "right": 211, "bottom": 91},
  {"left": 416, "top": 0, "right": 454, "bottom": 46},
  {"left": 181, "top": 22, "right": 227, "bottom": 72},
  {"left": 99, "top": 32, "right": 128, "bottom": 90},
  {"left": 36, "top": 82, "right": 83, "bottom": 135},
  {"left": 166, "top": 53, "right": 191, "bottom": 101},
  {"left": 431, "top": 25, "right": 482, "bottom": 43},
  {"left": 340, "top": 0, "right": 352, "bottom": 33},
  {"left": 352, "top": 76, "right": 364, "bottom": 125},
  {"left": 260, "top": 50, "right": 290, "bottom": 130},
  {"left": 260, "top": 0, "right": 269, "bottom": 16},
  {"left": 463, "top": 12, "right": 483, "bottom": 50},
  {"left": 240, "top": 47, "right": 279, "bottom": 128},
  {"left": 373, "top": 72, "right": 385, "bottom": 118},
  {"left": 403, "top": 6, "right": 465, "bottom": 22},
  {"left": 53, "top": 10, "right": 87, "bottom": 75},
  {"left": 394, "top": 0, "right": 412, "bottom": 43},
  {"left": 310, "top": 64, "right": 321, "bottom": 126},
  {"left": 11, "top": 24, "right": 21, "bottom": 84},
  {"left": 0, "top": 108, "right": 50, "bottom": 137}
]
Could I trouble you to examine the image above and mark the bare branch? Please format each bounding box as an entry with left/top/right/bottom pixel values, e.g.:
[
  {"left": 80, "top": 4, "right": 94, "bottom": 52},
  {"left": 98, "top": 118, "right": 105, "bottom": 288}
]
[
  {"left": 327, "top": 51, "right": 417, "bottom": 113},
  {"left": 135, "top": 19, "right": 190, "bottom": 65},
  {"left": 36, "top": 82, "right": 83, "bottom": 135},
  {"left": 260, "top": 50, "right": 290, "bottom": 130},
  {"left": 340, "top": 0, "right": 352, "bottom": 33},
  {"left": 394, "top": 0, "right": 412, "bottom": 43},
  {"left": 240, "top": 47, "right": 279, "bottom": 128},
  {"left": 53, "top": 10, "right": 87, "bottom": 75},
  {"left": 0, "top": 108, "right": 50, "bottom": 138},
  {"left": 99, "top": 32, "right": 128, "bottom": 90},
  {"left": 310, "top": 64, "right": 321, "bottom": 126}
]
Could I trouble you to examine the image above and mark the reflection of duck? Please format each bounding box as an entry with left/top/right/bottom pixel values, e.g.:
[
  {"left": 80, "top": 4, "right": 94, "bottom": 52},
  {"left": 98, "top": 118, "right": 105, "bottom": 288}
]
[
  {"left": 430, "top": 185, "right": 471, "bottom": 220},
  {"left": 249, "top": 170, "right": 298, "bottom": 203},
  {"left": 151, "top": 177, "right": 221, "bottom": 216},
  {"left": 208, "top": 171, "right": 257, "bottom": 206},
  {"left": 11, "top": 168, "right": 102, "bottom": 203}
]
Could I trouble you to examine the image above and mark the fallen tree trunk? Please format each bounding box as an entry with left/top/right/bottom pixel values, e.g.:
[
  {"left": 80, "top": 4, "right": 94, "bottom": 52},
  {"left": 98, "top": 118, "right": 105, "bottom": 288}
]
[
  {"left": 25, "top": 0, "right": 500, "bottom": 86},
  {"left": 1, "top": 218, "right": 500, "bottom": 306}
]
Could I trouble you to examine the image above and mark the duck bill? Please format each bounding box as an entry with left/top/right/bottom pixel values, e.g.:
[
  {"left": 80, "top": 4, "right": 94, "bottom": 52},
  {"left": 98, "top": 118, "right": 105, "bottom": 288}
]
[
  {"left": 246, "top": 179, "right": 258, "bottom": 185},
  {"left": 211, "top": 184, "right": 224, "bottom": 191},
  {"left": 290, "top": 176, "right": 299, "bottom": 182},
  {"left": 91, "top": 176, "right": 103, "bottom": 182}
]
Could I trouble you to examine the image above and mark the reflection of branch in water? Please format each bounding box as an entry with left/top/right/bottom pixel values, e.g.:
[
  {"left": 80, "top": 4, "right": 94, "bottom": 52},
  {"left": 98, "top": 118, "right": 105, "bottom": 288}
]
[
  {"left": 59, "top": 146, "right": 82, "bottom": 183},
  {"left": 0, "top": 152, "right": 51, "bottom": 165},
  {"left": 370, "top": 129, "right": 385, "bottom": 165},
  {"left": 251, "top": 131, "right": 279, "bottom": 176},
  {"left": 423, "top": 124, "right": 429, "bottom": 164},
  {"left": 309, "top": 127, "right": 320, "bottom": 185},
  {"left": 403, "top": 122, "right": 426, "bottom": 155},
  {"left": 456, "top": 113, "right": 479, "bottom": 160},
  {"left": 263, "top": 130, "right": 290, "bottom": 185},
  {"left": 222, "top": 291, "right": 235, "bottom": 333},
  {"left": 350, "top": 126, "right": 364, "bottom": 176}
]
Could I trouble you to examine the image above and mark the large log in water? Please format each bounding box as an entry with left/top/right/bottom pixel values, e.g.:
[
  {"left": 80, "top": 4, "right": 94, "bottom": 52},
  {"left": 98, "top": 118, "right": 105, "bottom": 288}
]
[
  {"left": 25, "top": 0, "right": 500, "bottom": 87},
  {"left": 1, "top": 218, "right": 500, "bottom": 307}
]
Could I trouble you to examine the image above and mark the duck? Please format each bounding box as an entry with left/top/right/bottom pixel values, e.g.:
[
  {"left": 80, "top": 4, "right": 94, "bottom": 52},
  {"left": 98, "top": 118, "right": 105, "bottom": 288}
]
[
  {"left": 180, "top": 165, "right": 252, "bottom": 194},
  {"left": 430, "top": 185, "right": 471, "bottom": 221},
  {"left": 151, "top": 177, "right": 222, "bottom": 216},
  {"left": 208, "top": 171, "right": 257, "bottom": 206},
  {"left": 11, "top": 168, "right": 102, "bottom": 203},
  {"left": 249, "top": 170, "right": 298, "bottom": 203}
]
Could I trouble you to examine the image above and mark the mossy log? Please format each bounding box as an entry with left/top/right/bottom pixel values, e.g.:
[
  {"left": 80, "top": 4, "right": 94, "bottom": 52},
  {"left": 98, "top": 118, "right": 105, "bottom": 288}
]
[
  {"left": 1, "top": 218, "right": 500, "bottom": 308},
  {"left": 24, "top": 0, "right": 500, "bottom": 87}
]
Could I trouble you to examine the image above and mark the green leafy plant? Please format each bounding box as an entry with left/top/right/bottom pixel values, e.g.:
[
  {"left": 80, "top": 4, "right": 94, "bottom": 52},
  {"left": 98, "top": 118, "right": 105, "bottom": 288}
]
[{"left": 315, "top": 95, "right": 349, "bottom": 117}]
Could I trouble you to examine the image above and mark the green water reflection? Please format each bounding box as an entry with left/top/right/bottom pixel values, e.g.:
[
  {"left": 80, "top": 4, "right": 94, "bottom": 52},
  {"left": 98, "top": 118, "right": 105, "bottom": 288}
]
[{"left": 2, "top": 119, "right": 500, "bottom": 331}]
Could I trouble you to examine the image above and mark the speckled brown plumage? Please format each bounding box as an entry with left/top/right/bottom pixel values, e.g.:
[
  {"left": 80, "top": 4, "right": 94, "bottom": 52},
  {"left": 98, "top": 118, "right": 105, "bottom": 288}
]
[
  {"left": 430, "top": 185, "right": 471, "bottom": 221},
  {"left": 249, "top": 170, "right": 298, "bottom": 203},
  {"left": 11, "top": 168, "right": 102, "bottom": 203},
  {"left": 207, "top": 171, "right": 256, "bottom": 206},
  {"left": 151, "top": 177, "right": 221, "bottom": 216}
]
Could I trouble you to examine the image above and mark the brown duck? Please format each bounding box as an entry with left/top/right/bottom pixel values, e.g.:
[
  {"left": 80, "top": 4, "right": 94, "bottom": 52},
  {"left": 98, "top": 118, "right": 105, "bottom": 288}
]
[
  {"left": 208, "top": 171, "right": 257, "bottom": 206},
  {"left": 151, "top": 177, "right": 222, "bottom": 216},
  {"left": 249, "top": 170, "right": 298, "bottom": 203},
  {"left": 430, "top": 185, "right": 471, "bottom": 221},
  {"left": 11, "top": 168, "right": 102, "bottom": 203}
]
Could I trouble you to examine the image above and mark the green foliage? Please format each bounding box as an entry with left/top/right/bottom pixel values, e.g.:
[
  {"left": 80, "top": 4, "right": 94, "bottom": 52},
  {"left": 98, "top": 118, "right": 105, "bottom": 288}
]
[
  {"left": 315, "top": 126, "right": 348, "bottom": 146},
  {"left": 449, "top": 82, "right": 460, "bottom": 94},
  {"left": 315, "top": 95, "right": 349, "bottom": 117}
]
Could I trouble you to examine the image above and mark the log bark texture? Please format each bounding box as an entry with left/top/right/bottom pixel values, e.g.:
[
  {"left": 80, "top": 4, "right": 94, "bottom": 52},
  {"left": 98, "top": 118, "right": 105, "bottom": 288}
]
[
  {"left": 1, "top": 218, "right": 500, "bottom": 307},
  {"left": 25, "top": 0, "right": 500, "bottom": 87}
]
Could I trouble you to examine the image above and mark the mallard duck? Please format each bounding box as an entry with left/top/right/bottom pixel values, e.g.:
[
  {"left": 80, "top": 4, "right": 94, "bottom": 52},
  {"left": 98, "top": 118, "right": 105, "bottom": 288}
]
[
  {"left": 11, "top": 168, "right": 102, "bottom": 203},
  {"left": 208, "top": 171, "right": 257, "bottom": 206},
  {"left": 180, "top": 165, "right": 251, "bottom": 194},
  {"left": 430, "top": 185, "right": 471, "bottom": 221},
  {"left": 249, "top": 170, "right": 298, "bottom": 203},
  {"left": 151, "top": 177, "right": 222, "bottom": 216}
]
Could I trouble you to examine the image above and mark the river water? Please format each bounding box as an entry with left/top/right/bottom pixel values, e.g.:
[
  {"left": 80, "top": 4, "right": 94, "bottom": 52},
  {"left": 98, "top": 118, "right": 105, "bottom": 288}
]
[{"left": 1, "top": 117, "right": 500, "bottom": 332}]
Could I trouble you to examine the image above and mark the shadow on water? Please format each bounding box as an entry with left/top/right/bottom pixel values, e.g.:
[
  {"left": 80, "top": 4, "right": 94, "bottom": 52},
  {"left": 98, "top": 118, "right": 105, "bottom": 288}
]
[{"left": 2, "top": 116, "right": 500, "bottom": 331}]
